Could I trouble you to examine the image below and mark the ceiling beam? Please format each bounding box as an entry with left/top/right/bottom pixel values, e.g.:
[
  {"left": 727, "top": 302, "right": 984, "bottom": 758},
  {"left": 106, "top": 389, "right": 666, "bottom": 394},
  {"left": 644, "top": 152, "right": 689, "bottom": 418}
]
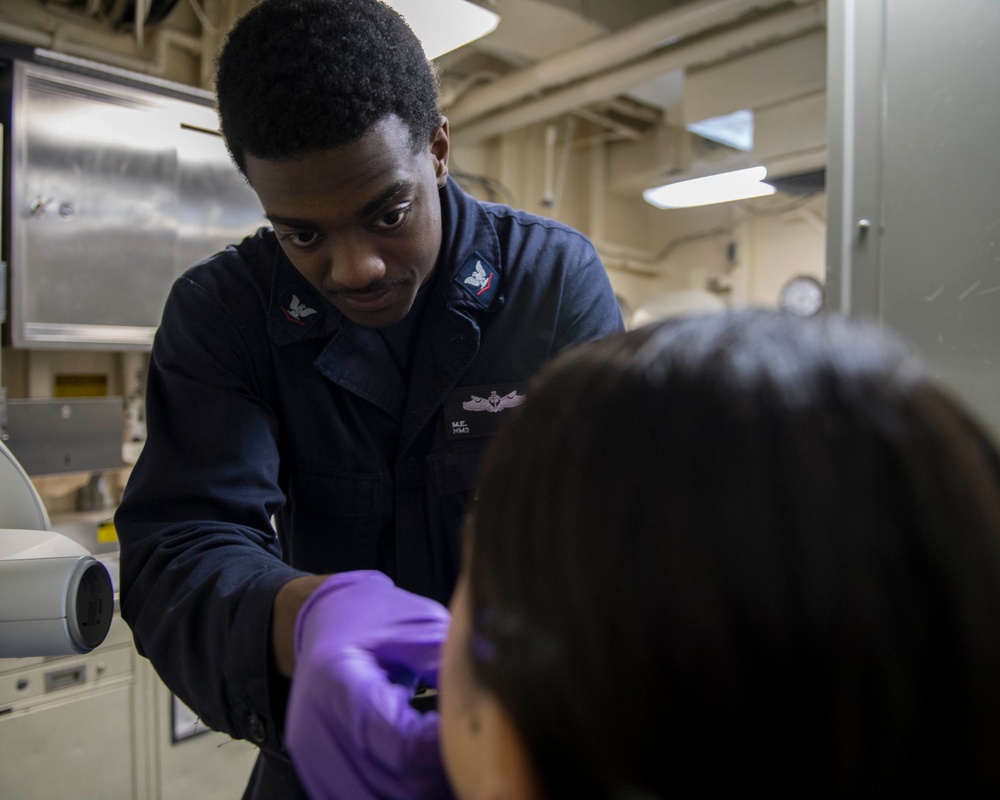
[
  {"left": 451, "top": 2, "right": 826, "bottom": 143},
  {"left": 446, "top": 0, "right": 797, "bottom": 127}
]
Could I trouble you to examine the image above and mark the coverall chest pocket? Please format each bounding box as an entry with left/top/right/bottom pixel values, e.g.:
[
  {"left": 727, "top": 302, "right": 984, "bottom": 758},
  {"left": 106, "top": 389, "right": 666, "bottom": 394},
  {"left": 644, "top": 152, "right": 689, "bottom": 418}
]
[
  {"left": 426, "top": 443, "right": 491, "bottom": 569},
  {"left": 286, "top": 469, "right": 391, "bottom": 572}
]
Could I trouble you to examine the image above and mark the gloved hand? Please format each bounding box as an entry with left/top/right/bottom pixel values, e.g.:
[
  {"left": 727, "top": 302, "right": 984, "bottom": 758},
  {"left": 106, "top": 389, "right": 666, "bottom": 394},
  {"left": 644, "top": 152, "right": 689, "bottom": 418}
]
[{"left": 285, "top": 570, "right": 454, "bottom": 800}]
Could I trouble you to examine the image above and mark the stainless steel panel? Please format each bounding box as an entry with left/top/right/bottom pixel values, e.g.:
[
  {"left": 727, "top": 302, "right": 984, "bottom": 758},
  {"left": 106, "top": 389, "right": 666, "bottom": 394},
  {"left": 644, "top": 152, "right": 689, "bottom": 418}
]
[
  {"left": 20, "top": 321, "right": 157, "bottom": 347},
  {"left": 3, "top": 397, "right": 125, "bottom": 476},
  {"left": 8, "top": 61, "right": 265, "bottom": 349},
  {"left": 175, "top": 106, "right": 268, "bottom": 275},
  {"left": 11, "top": 62, "right": 178, "bottom": 344}
]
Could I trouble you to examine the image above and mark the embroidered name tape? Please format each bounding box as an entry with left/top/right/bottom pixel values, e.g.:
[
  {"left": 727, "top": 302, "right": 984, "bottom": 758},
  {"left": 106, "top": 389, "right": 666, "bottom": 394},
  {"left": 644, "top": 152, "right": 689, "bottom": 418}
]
[
  {"left": 455, "top": 253, "right": 499, "bottom": 308},
  {"left": 444, "top": 382, "right": 527, "bottom": 440}
]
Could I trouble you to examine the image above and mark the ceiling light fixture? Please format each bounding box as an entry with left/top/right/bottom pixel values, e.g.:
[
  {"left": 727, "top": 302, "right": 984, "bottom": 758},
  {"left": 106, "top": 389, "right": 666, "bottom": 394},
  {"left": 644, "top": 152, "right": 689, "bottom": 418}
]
[
  {"left": 386, "top": 0, "right": 500, "bottom": 60},
  {"left": 685, "top": 109, "right": 755, "bottom": 151},
  {"left": 643, "top": 166, "right": 776, "bottom": 210}
]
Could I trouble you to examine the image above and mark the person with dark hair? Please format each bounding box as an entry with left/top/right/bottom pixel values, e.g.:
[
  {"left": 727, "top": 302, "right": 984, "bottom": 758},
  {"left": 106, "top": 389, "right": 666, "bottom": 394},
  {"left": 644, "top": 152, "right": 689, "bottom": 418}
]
[
  {"left": 113, "top": 0, "right": 622, "bottom": 798},
  {"left": 440, "top": 308, "right": 1000, "bottom": 799}
]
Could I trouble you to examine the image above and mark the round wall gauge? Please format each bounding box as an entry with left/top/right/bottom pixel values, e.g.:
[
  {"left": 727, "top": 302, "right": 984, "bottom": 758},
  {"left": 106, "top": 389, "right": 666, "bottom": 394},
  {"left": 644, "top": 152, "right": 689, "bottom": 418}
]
[{"left": 779, "top": 275, "right": 824, "bottom": 317}]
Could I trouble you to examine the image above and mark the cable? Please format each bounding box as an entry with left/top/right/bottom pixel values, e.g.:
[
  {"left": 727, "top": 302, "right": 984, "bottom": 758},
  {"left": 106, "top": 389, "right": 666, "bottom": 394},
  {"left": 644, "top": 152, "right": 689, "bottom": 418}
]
[
  {"left": 450, "top": 166, "right": 517, "bottom": 207},
  {"left": 735, "top": 190, "right": 822, "bottom": 216}
]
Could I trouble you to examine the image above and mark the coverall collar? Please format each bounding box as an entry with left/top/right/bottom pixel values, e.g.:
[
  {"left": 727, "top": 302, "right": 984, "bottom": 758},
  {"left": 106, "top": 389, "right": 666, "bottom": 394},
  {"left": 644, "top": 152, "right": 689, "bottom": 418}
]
[{"left": 263, "top": 177, "right": 505, "bottom": 420}]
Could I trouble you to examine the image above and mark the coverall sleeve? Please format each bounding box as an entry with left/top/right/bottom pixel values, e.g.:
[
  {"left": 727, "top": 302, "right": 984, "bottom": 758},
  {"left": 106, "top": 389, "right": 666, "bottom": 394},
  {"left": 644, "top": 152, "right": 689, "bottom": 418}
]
[
  {"left": 115, "top": 273, "right": 305, "bottom": 755},
  {"left": 551, "top": 240, "right": 625, "bottom": 353}
]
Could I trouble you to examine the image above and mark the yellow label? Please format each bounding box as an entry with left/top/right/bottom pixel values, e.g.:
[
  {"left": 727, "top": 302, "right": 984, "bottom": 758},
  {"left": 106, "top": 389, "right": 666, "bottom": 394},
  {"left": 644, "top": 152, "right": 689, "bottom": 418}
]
[
  {"left": 97, "top": 520, "right": 119, "bottom": 544},
  {"left": 54, "top": 374, "right": 108, "bottom": 397}
]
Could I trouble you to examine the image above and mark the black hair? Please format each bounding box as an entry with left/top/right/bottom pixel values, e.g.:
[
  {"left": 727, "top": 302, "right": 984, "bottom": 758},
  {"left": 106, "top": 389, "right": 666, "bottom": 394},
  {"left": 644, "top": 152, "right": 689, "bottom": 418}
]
[
  {"left": 469, "top": 308, "right": 1000, "bottom": 798},
  {"left": 215, "top": 0, "right": 441, "bottom": 173}
]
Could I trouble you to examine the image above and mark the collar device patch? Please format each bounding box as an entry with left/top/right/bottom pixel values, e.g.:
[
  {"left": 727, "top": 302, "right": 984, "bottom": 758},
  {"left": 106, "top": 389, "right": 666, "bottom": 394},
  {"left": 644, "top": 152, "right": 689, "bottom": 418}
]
[
  {"left": 272, "top": 292, "right": 323, "bottom": 340},
  {"left": 455, "top": 253, "right": 499, "bottom": 307}
]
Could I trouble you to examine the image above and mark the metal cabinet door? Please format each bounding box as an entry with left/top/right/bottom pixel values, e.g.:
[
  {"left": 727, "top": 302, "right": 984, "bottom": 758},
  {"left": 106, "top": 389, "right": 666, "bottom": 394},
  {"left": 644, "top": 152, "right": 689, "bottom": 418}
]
[
  {"left": 0, "top": 681, "right": 137, "bottom": 798},
  {"left": 10, "top": 61, "right": 180, "bottom": 348},
  {"left": 827, "top": 0, "right": 1000, "bottom": 436}
]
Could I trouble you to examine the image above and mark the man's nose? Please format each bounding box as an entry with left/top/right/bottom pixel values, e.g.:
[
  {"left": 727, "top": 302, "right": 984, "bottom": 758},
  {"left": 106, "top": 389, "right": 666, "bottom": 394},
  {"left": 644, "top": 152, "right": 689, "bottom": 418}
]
[{"left": 322, "top": 239, "right": 387, "bottom": 291}]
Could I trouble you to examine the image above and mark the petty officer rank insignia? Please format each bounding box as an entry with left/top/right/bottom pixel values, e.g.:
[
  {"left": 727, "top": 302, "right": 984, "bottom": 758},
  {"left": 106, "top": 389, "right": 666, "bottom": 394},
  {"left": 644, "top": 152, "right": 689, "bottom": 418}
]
[
  {"left": 271, "top": 292, "right": 323, "bottom": 342},
  {"left": 444, "top": 382, "right": 528, "bottom": 440},
  {"left": 455, "top": 253, "right": 499, "bottom": 307}
]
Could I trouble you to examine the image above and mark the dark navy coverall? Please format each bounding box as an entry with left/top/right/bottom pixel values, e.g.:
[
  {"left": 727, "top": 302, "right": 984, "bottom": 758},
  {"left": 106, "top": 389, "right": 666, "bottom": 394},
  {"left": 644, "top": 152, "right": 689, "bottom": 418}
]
[{"left": 115, "top": 177, "right": 623, "bottom": 798}]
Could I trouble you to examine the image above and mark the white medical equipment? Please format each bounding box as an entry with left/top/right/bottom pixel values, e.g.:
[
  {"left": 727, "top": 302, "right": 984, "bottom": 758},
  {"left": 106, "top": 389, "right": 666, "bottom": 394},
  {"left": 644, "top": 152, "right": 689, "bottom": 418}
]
[{"left": 0, "top": 438, "right": 113, "bottom": 657}]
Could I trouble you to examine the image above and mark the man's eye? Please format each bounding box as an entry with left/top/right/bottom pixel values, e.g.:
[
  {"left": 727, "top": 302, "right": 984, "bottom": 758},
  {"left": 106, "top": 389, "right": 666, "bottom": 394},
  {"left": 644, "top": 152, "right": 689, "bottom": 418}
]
[
  {"left": 279, "top": 231, "right": 319, "bottom": 247},
  {"left": 373, "top": 206, "right": 410, "bottom": 231}
]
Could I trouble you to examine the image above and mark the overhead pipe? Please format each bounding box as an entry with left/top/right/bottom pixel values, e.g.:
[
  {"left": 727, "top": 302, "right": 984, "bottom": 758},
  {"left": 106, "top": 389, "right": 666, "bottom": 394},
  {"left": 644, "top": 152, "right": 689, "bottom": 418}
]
[
  {"left": 0, "top": 2, "right": 211, "bottom": 84},
  {"left": 38, "top": 28, "right": 207, "bottom": 80},
  {"left": 446, "top": 0, "right": 796, "bottom": 127},
  {"left": 542, "top": 123, "right": 557, "bottom": 208},
  {"left": 452, "top": 2, "right": 826, "bottom": 143},
  {"left": 0, "top": 20, "right": 51, "bottom": 49}
]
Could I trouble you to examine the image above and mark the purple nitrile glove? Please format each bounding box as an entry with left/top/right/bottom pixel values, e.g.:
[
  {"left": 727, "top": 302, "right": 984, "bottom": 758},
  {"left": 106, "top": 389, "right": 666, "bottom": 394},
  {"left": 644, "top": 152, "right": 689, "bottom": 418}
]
[{"left": 285, "top": 570, "right": 454, "bottom": 800}]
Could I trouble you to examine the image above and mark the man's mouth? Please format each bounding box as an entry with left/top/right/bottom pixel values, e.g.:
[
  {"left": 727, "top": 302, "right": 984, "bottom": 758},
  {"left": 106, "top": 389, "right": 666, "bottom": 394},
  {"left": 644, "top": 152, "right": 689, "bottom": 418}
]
[{"left": 333, "top": 281, "right": 405, "bottom": 314}]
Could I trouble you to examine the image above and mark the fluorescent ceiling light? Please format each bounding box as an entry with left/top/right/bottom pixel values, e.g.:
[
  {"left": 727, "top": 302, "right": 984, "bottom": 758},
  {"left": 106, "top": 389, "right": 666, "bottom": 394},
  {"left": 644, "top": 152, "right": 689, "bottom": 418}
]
[
  {"left": 387, "top": 0, "right": 500, "bottom": 59},
  {"left": 643, "top": 166, "right": 776, "bottom": 209},
  {"left": 686, "top": 109, "right": 755, "bottom": 151}
]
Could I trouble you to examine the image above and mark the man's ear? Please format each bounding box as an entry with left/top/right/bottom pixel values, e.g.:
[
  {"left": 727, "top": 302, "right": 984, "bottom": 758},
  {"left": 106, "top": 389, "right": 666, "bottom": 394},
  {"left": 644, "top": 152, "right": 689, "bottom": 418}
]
[{"left": 431, "top": 116, "right": 450, "bottom": 188}]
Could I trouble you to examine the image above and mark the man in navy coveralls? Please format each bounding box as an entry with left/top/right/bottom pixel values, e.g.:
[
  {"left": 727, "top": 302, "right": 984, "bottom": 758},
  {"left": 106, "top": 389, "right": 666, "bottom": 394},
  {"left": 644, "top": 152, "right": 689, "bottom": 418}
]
[{"left": 115, "top": 1, "right": 623, "bottom": 797}]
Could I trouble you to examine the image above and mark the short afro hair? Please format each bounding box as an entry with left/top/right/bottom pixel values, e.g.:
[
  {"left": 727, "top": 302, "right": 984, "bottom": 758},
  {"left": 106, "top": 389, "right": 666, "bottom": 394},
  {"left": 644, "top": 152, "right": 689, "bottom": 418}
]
[{"left": 215, "top": 0, "right": 441, "bottom": 174}]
